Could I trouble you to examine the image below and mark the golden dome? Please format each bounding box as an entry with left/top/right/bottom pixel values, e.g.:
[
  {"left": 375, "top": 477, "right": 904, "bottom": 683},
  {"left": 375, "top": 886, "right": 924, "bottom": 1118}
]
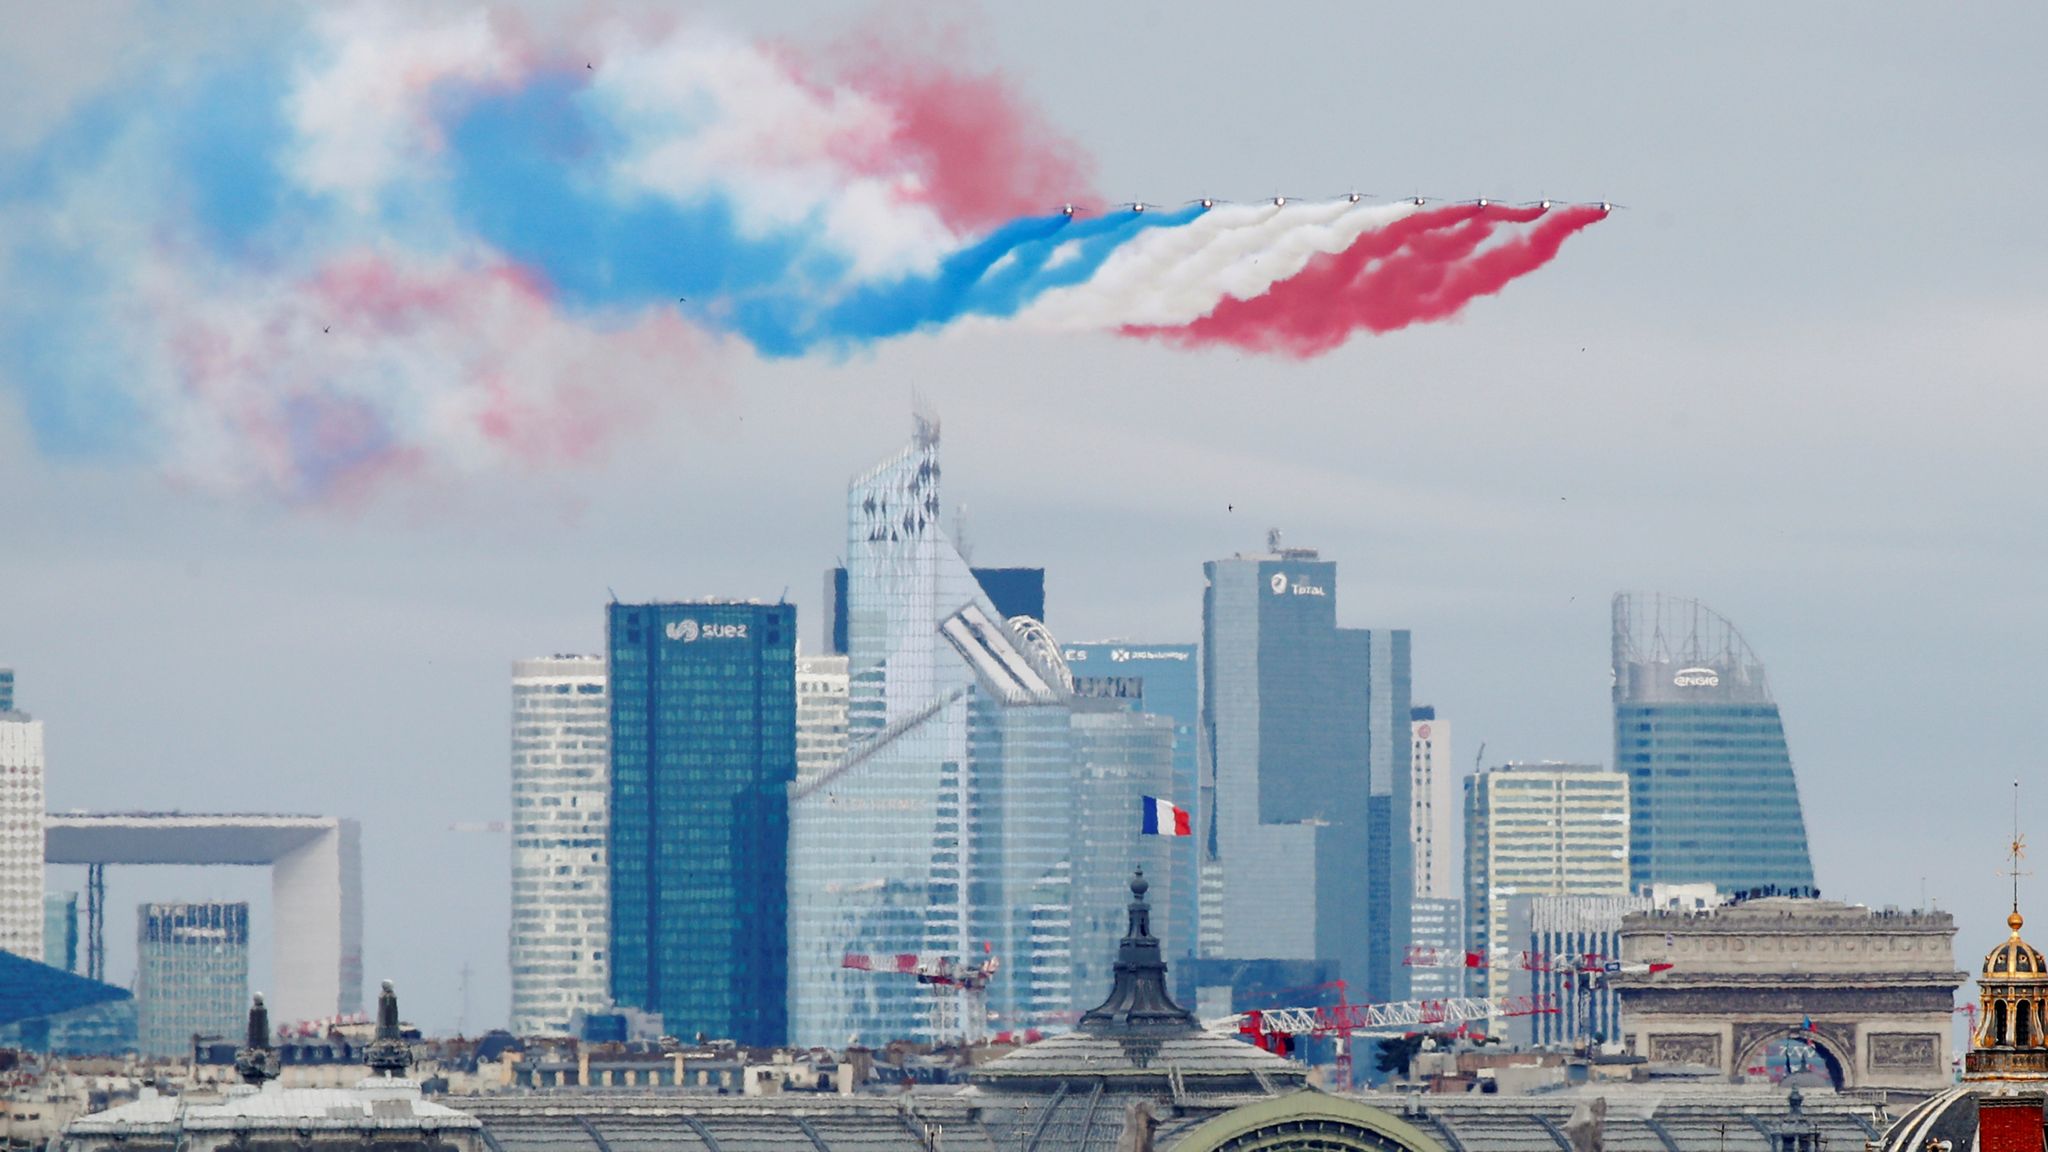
[{"left": 1983, "top": 912, "right": 2048, "bottom": 980}]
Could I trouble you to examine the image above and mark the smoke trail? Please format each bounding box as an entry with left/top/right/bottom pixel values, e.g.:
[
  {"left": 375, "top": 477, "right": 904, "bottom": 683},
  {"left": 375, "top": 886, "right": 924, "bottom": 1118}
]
[
  {"left": 1126, "top": 204, "right": 1606, "bottom": 357},
  {"left": 0, "top": 3, "right": 1608, "bottom": 502},
  {"left": 1021, "top": 199, "right": 1419, "bottom": 331}
]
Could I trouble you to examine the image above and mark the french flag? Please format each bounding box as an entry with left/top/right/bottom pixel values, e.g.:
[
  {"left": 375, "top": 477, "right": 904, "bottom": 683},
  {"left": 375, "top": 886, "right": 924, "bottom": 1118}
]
[{"left": 1141, "top": 796, "right": 1193, "bottom": 837}]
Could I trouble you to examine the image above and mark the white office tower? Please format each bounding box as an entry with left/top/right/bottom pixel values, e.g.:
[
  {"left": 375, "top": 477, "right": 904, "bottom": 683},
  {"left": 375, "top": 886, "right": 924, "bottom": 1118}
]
[
  {"left": 508, "top": 656, "right": 610, "bottom": 1035},
  {"left": 1463, "top": 762, "right": 1629, "bottom": 1004},
  {"left": 0, "top": 704, "right": 44, "bottom": 962},
  {"left": 795, "top": 654, "right": 850, "bottom": 789},
  {"left": 789, "top": 415, "right": 1076, "bottom": 1046},
  {"left": 1409, "top": 707, "right": 1455, "bottom": 899}
]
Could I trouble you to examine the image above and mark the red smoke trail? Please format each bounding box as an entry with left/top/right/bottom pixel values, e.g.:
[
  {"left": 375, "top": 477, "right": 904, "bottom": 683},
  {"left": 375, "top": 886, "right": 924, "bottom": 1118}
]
[
  {"left": 1127, "top": 204, "right": 1606, "bottom": 358},
  {"left": 816, "top": 22, "right": 1096, "bottom": 233}
]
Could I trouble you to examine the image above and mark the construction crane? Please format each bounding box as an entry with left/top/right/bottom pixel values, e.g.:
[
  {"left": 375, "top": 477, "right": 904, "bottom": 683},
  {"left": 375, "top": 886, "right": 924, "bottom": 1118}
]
[
  {"left": 840, "top": 946, "right": 999, "bottom": 1046},
  {"left": 1208, "top": 992, "right": 1559, "bottom": 1088},
  {"left": 1404, "top": 946, "right": 1674, "bottom": 976}
]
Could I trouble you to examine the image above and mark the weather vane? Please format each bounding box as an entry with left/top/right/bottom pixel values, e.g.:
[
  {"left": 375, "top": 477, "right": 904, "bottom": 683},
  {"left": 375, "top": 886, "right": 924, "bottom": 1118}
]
[{"left": 2008, "top": 778, "right": 2030, "bottom": 920}]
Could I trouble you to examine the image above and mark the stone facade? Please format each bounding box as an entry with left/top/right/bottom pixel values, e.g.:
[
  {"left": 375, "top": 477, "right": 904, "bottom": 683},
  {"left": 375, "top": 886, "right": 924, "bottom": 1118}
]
[{"left": 1612, "top": 897, "right": 1963, "bottom": 1090}]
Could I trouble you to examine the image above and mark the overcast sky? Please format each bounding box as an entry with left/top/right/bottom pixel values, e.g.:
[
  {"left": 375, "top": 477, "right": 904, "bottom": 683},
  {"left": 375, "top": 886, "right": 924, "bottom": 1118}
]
[{"left": 4, "top": 2, "right": 2044, "bottom": 1032}]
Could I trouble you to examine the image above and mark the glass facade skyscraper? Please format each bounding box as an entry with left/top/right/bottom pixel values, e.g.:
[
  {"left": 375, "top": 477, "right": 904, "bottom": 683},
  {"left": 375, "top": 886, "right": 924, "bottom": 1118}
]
[
  {"left": 509, "top": 655, "right": 609, "bottom": 1036},
  {"left": 1067, "top": 702, "right": 1176, "bottom": 1010},
  {"left": 1611, "top": 593, "right": 1816, "bottom": 894},
  {"left": 1062, "top": 641, "right": 1198, "bottom": 964},
  {"left": 44, "top": 893, "right": 77, "bottom": 972},
  {"left": 608, "top": 601, "right": 795, "bottom": 1046},
  {"left": 790, "top": 416, "right": 1077, "bottom": 1047},
  {"left": 1197, "top": 539, "right": 1412, "bottom": 1005},
  {"left": 135, "top": 901, "right": 248, "bottom": 1057},
  {"left": 825, "top": 566, "right": 1045, "bottom": 656}
]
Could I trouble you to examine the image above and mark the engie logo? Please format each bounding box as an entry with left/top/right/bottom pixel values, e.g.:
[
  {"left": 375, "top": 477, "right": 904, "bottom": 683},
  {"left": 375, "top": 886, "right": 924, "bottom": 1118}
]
[
  {"left": 1270, "top": 573, "right": 1288, "bottom": 594},
  {"left": 664, "top": 619, "right": 752, "bottom": 642},
  {"left": 666, "top": 619, "right": 700, "bottom": 643},
  {"left": 1673, "top": 666, "right": 1721, "bottom": 688}
]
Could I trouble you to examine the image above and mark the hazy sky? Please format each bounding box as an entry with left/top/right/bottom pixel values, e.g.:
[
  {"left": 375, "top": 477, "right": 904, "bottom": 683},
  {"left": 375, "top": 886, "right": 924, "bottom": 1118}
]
[{"left": 4, "top": 2, "right": 2044, "bottom": 1031}]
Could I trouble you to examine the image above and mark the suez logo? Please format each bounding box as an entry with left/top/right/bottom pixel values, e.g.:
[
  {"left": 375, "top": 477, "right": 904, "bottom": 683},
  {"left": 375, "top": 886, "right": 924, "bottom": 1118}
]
[
  {"left": 1673, "top": 666, "right": 1721, "bottom": 688},
  {"left": 1268, "top": 571, "right": 1327, "bottom": 597},
  {"left": 663, "top": 619, "right": 749, "bottom": 642},
  {"left": 1060, "top": 648, "right": 1191, "bottom": 663}
]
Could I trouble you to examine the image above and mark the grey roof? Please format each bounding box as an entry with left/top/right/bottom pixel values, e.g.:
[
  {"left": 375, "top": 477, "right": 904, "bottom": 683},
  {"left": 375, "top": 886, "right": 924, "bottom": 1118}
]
[
  {"left": 970, "top": 870, "right": 1304, "bottom": 1097},
  {"left": 66, "top": 1081, "right": 481, "bottom": 1136},
  {"left": 968, "top": 1029, "right": 1304, "bottom": 1094}
]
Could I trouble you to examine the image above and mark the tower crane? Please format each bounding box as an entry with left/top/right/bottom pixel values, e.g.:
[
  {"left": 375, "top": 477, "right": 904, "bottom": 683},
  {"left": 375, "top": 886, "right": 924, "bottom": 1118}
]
[
  {"left": 1404, "top": 946, "right": 1674, "bottom": 976},
  {"left": 1207, "top": 991, "right": 1559, "bottom": 1088},
  {"left": 840, "top": 946, "right": 999, "bottom": 1046}
]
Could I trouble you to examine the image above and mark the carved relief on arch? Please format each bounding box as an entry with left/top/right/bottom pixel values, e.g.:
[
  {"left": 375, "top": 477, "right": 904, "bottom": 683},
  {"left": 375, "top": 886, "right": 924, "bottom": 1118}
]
[{"left": 1648, "top": 1033, "right": 1722, "bottom": 1068}]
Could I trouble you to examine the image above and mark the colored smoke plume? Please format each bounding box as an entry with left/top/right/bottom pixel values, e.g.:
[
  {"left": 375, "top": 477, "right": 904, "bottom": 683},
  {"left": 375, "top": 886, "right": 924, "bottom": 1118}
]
[
  {"left": 1123, "top": 203, "right": 1607, "bottom": 357},
  {"left": 0, "top": 3, "right": 1604, "bottom": 502}
]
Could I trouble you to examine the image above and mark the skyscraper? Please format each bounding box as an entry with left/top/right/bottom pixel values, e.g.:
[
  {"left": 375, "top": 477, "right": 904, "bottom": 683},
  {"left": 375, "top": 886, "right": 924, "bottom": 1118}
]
[
  {"left": 509, "top": 655, "right": 610, "bottom": 1036},
  {"left": 1068, "top": 702, "right": 1176, "bottom": 1010},
  {"left": 0, "top": 700, "right": 44, "bottom": 963},
  {"left": 0, "top": 668, "right": 12, "bottom": 712},
  {"left": 1406, "top": 896, "right": 1464, "bottom": 1001},
  {"left": 1463, "top": 762, "right": 1630, "bottom": 1004},
  {"left": 608, "top": 601, "right": 795, "bottom": 1046},
  {"left": 824, "top": 566, "right": 1046, "bottom": 655},
  {"left": 1612, "top": 593, "right": 1816, "bottom": 894},
  {"left": 135, "top": 901, "right": 248, "bottom": 1057},
  {"left": 1409, "top": 706, "right": 1455, "bottom": 900},
  {"left": 789, "top": 416, "right": 1077, "bottom": 1046},
  {"left": 795, "top": 653, "right": 849, "bottom": 789},
  {"left": 44, "top": 893, "right": 77, "bottom": 973},
  {"left": 1197, "top": 536, "right": 1412, "bottom": 1005},
  {"left": 1062, "top": 641, "right": 1199, "bottom": 963}
]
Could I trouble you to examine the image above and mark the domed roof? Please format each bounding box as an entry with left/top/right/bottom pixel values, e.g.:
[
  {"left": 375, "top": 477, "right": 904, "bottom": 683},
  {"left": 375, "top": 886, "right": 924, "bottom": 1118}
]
[
  {"left": 1879, "top": 1085, "right": 1978, "bottom": 1152},
  {"left": 971, "top": 870, "right": 1308, "bottom": 1097},
  {"left": 1982, "top": 913, "right": 2047, "bottom": 980}
]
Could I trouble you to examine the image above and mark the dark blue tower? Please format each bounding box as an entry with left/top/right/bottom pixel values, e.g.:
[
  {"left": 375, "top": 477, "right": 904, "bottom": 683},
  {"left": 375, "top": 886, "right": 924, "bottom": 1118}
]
[{"left": 608, "top": 600, "right": 796, "bottom": 1045}]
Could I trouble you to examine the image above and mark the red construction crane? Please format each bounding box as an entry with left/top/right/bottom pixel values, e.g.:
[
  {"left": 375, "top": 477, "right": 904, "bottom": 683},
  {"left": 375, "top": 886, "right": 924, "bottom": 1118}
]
[
  {"left": 1404, "top": 946, "right": 1673, "bottom": 976},
  {"left": 1209, "top": 992, "right": 1560, "bottom": 1087},
  {"left": 840, "top": 945, "right": 999, "bottom": 1046}
]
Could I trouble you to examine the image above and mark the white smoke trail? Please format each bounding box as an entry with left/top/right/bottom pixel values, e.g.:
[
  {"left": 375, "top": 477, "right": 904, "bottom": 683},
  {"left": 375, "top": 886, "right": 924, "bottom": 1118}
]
[{"left": 1016, "top": 198, "right": 1422, "bottom": 330}]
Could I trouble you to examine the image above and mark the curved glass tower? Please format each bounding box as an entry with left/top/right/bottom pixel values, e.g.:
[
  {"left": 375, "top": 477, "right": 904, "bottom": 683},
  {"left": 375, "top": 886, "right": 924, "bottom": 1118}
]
[
  {"left": 788, "top": 415, "right": 1076, "bottom": 1046},
  {"left": 1611, "top": 593, "right": 1815, "bottom": 894}
]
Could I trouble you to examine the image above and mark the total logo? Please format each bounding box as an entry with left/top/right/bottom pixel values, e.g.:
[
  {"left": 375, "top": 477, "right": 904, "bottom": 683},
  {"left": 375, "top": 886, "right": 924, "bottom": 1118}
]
[
  {"left": 666, "top": 619, "right": 749, "bottom": 642},
  {"left": 1269, "top": 572, "right": 1327, "bottom": 597},
  {"left": 1672, "top": 666, "right": 1721, "bottom": 688}
]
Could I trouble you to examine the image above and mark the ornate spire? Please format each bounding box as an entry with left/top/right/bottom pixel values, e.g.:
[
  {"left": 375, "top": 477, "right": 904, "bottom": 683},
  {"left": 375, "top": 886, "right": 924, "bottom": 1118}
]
[
  {"left": 233, "top": 993, "right": 277, "bottom": 1085},
  {"left": 364, "top": 980, "right": 412, "bottom": 1077},
  {"left": 1970, "top": 787, "right": 2048, "bottom": 1080},
  {"left": 1077, "top": 870, "right": 1197, "bottom": 1034},
  {"left": 2011, "top": 779, "right": 2031, "bottom": 920}
]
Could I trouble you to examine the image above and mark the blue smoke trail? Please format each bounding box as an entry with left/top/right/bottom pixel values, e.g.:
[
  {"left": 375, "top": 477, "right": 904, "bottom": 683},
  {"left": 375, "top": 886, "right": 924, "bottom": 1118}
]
[{"left": 439, "top": 77, "right": 1208, "bottom": 358}]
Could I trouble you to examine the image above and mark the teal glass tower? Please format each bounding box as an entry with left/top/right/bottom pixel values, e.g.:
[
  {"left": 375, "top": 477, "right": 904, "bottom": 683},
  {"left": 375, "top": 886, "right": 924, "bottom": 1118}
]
[
  {"left": 608, "top": 600, "right": 795, "bottom": 1046},
  {"left": 1612, "top": 593, "right": 1816, "bottom": 894}
]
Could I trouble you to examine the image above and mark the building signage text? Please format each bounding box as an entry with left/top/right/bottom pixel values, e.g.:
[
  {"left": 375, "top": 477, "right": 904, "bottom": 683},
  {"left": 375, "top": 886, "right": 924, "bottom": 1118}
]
[{"left": 666, "top": 619, "right": 748, "bottom": 642}]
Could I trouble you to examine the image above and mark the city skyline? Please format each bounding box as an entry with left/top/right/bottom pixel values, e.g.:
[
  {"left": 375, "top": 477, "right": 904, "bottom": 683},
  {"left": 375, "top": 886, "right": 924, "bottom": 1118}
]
[
  {"left": 5, "top": 0, "right": 2046, "bottom": 1036},
  {"left": 0, "top": 405, "right": 1993, "bottom": 1038}
]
